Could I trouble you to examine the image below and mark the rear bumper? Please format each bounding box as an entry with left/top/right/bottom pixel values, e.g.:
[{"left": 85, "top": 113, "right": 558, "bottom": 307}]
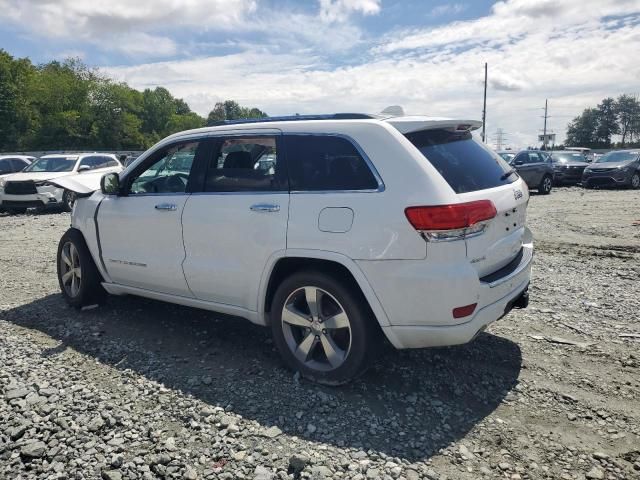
[{"left": 362, "top": 231, "right": 533, "bottom": 349}]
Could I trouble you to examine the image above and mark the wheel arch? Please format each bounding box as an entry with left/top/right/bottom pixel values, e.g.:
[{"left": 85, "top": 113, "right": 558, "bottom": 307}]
[{"left": 258, "top": 250, "right": 390, "bottom": 327}]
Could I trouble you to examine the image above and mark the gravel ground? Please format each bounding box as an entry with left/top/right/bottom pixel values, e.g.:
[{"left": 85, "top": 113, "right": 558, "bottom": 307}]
[{"left": 1, "top": 187, "right": 639, "bottom": 480}]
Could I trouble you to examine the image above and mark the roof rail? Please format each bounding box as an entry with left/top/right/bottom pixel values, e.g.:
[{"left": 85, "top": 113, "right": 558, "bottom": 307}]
[{"left": 208, "top": 113, "right": 378, "bottom": 126}]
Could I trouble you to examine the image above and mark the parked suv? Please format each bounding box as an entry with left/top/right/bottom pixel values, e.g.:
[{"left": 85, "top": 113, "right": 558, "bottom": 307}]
[
  {"left": 0, "top": 153, "right": 122, "bottom": 213},
  {"left": 582, "top": 150, "right": 640, "bottom": 189},
  {"left": 52, "top": 114, "right": 533, "bottom": 384},
  {"left": 510, "top": 150, "right": 554, "bottom": 194}
]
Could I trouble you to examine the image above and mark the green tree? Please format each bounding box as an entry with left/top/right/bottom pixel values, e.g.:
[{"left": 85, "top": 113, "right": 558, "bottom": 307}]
[
  {"left": 595, "top": 97, "right": 620, "bottom": 147},
  {"left": 206, "top": 100, "right": 267, "bottom": 125},
  {"left": 566, "top": 108, "right": 599, "bottom": 148},
  {"left": 615, "top": 94, "right": 640, "bottom": 146}
]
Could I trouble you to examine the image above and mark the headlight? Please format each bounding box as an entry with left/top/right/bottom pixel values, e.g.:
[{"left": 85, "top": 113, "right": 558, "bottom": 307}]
[
  {"left": 618, "top": 164, "right": 632, "bottom": 172},
  {"left": 0, "top": 178, "right": 6, "bottom": 189}
]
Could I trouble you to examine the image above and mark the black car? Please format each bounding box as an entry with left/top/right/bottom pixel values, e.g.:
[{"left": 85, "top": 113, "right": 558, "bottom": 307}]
[
  {"left": 582, "top": 150, "right": 640, "bottom": 189},
  {"left": 510, "top": 150, "right": 554, "bottom": 194},
  {"left": 549, "top": 151, "right": 590, "bottom": 185}
]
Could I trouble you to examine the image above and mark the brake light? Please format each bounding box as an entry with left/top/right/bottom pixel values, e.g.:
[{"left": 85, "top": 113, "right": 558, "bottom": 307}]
[{"left": 405, "top": 200, "right": 497, "bottom": 241}]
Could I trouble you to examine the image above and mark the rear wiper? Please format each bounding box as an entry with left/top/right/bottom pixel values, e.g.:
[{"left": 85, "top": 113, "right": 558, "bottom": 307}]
[{"left": 500, "top": 168, "right": 517, "bottom": 180}]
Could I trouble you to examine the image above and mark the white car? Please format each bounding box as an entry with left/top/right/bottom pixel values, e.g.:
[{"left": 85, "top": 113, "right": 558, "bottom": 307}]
[
  {"left": 52, "top": 114, "right": 533, "bottom": 384},
  {"left": 0, "top": 153, "right": 122, "bottom": 214}
]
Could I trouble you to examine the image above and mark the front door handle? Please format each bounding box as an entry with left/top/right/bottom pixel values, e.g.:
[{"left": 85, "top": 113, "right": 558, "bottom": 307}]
[
  {"left": 250, "top": 203, "right": 280, "bottom": 213},
  {"left": 155, "top": 203, "right": 177, "bottom": 211}
]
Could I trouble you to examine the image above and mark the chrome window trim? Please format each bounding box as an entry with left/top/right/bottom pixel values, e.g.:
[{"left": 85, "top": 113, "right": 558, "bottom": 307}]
[
  {"left": 284, "top": 132, "right": 385, "bottom": 193},
  {"left": 191, "top": 191, "right": 288, "bottom": 196}
]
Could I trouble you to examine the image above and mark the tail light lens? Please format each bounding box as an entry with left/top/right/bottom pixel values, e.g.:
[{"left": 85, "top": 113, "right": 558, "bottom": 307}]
[
  {"left": 453, "top": 303, "right": 477, "bottom": 318},
  {"left": 405, "top": 200, "right": 497, "bottom": 241}
]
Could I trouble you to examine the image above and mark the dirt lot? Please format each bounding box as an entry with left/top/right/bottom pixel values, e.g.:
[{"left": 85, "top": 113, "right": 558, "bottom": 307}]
[{"left": 1, "top": 187, "right": 639, "bottom": 480}]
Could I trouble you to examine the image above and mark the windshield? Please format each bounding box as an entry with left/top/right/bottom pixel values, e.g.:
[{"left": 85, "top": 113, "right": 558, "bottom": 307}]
[
  {"left": 23, "top": 156, "right": 77, "bottom": 172},
  {"left": 405, "top": 129, "right": 516, "bottom": 193},
  {"left": 498, "top": 152, "right": 515, "bottom": 162},
  {"left": 596, "top": 151, "right": 638, "bottom": 163},
  {"left": 551, "top": 152, "right": 586, "bottom": 163}
]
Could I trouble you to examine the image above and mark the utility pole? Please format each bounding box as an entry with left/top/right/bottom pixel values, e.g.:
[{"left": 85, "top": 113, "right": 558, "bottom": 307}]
[
  {"left": 542, "top": 99, "right": 549, "bottom": 150},
  {"left": 481, "top": 62, "right": 487, "bottom": 142}
]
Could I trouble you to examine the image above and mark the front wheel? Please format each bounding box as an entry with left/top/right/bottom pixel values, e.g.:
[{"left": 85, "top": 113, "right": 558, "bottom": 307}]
[
  {"left": 631, "top": 172, "right": 640, "bottom": 189},
  {"left": 62, "top": 189, "right": 76, "bottom": 212},
  {"left": 270, "top": 271, "right": 377, "bottom": 385},
  {"left": 539, "top": 175, "right": 553, "bottom": 195},
  {"left": 57, "top": 228, "right": 106, "bottom": 308}
]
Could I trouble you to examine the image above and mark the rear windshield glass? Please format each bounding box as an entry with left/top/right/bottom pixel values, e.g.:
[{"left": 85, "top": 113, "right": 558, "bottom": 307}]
[{"left": 405, "top": 129, "right": 516, "bottom": 193}]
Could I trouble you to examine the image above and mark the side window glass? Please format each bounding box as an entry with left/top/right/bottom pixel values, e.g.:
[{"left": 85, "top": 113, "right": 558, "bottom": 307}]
[
  {"left": 11, "top": 159, "right": 28, "bottom": 171},
  {"left": 285, "top": 135, "right": 378, "bottom": 191},
  {"left": 129, "top": 142, "right": 199, "bottom": 195},
  {"left": 0, "top": 159, "right": 11, "bottom": 173},
  {"left": 527, "top": 153, "right": 539, "bottom": 164},
  {"left": 79, "top": 156, "right": 118, "bottom": 170},
  {"left": 204, "top": 136, "right": 281, "bottom": 192}
]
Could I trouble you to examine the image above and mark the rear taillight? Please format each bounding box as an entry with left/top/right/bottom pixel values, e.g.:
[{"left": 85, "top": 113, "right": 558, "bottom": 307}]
[
  {"left": 405, "top": 200, "right": 497, "bottom": 242},
  {"left": 453, "top": 303, "right": 477, "bottom": 318}
]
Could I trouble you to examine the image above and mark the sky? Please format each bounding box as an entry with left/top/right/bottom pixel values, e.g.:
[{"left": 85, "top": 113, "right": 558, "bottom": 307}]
[{"left": 1, "top": 0, "right": 639, "bottom": 148}]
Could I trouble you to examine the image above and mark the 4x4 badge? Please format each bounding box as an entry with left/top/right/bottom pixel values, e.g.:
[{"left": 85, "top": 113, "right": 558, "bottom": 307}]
[{"left": 513, "top": 189, "right": 523, "bottom": 200}]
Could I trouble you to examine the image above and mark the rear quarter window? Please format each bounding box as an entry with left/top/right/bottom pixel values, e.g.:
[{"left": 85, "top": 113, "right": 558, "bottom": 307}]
[
  {"left": 405, "top": 129, "right": 516, "bottom": 193},
  {"left": 285, "top": 135, "right": 379, "bottom": 191}
]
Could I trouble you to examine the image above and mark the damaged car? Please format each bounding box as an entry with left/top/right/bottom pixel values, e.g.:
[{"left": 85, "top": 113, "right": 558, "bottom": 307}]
[{"left": 0, "top": 153, "right": 122, "bottom": 214}]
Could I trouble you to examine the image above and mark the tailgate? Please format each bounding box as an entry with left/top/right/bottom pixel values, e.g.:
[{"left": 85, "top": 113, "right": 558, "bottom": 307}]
[{"left": 459, "top": 180, "right": 529, "bottom": 276}]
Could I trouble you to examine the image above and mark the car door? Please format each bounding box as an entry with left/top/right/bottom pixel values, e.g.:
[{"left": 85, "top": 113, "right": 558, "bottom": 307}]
[
  {"left": 513, "top": 153, "right": 533, "bottom": 186},
  {"left": 181, "top": 130, "right": 289, "bottom": 311},
  {"left": 97, "top": 139, "right": 208, "bottom": 296}
]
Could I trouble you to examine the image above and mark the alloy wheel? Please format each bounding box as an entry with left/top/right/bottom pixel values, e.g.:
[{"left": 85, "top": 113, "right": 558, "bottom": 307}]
[
  {"left": 60, "top": 241, "right": 82, "bottom": 297},
  {"left": 632, "top": 174, "right": 640, "bottom": 189},
  {"left": 543, "top": 177, "right": 552, "bottom": 193},
  {"left": 281, "top": 286, "right": 352, "bottom": 372}
]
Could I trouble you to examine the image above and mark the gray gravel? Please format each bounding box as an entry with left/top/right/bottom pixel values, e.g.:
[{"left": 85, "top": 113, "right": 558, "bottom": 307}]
[{"left": 1, "top": 187, "right": 639, "bottom": 479}]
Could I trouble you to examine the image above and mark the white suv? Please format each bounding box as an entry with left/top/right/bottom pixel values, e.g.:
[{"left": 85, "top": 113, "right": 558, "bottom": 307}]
[
  {"left": 53, "top": 114, "right": 532, "bottom": 384},
  {"left": 0, "top": 153, "right": 122, "bottom": 214}
]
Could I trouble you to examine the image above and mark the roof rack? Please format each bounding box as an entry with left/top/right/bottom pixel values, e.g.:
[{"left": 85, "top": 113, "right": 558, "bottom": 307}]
[{"left": 208, "top": 113, "right": 378, "bottom": 126}]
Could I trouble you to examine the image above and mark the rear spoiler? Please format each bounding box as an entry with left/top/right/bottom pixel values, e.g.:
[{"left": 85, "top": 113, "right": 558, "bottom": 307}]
[{"left": 384, "top": 116, "right": 482, "bottom": 134}]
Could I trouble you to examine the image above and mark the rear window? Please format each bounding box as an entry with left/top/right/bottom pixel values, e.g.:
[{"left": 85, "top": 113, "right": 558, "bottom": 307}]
[
  {"left": 405, "top": 129, "right": 516, "bottom": 193},
  {"left": 285, "top": 135, "right": 379, "bottom": 191}
]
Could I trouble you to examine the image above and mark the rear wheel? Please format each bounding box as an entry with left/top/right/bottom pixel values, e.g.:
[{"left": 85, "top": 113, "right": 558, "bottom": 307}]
[
  {"left": 271, "top": 271, "right": 377, "bottom": 385},
  {"left": 631, "top": 172, "right": 640, "bottom": 189},
  {"left": 539, "top": 175, "right": 553, "bottom": 195},
  {"left": 57, "top": 228, "right": 106, "bottom": 308}
]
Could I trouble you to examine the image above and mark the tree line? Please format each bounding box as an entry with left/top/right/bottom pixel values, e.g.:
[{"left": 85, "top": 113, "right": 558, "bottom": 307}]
[
  {"left": 0, "top": 50, "right": 267, "bottom": 152},
  {"left": 565, "top": 94, "right": 640, "bottom": 148}
]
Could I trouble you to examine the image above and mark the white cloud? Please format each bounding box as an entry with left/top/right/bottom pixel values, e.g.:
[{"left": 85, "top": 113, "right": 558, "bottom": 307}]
[
  {"left": 0, "top": 0, "right": 257, "bottom": 57},
  {"left": 318, "top": 0, "right": 382, "bottom": 23},
  {"left": 104, "top": 0, "right": 640, "bottom": 148},
  {"left": 429, "top": 3, "right": 467, "bottom": 18}
]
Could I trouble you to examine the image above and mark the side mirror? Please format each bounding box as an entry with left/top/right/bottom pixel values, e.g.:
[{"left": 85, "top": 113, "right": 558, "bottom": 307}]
[
  {"left": 77, "top": 165, "right": 91, "bottom": 173},
  {"left": 101, "top": 172, "right": 120, "bottom": 195}
]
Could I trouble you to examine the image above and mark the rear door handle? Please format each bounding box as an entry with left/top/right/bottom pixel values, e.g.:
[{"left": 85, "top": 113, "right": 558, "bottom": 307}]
[
  {"left": 250, "top": 203, "right": 280, "bottom": 213},
  {"left": 155, "top": 203, "right": 177, "bottom": 211}
]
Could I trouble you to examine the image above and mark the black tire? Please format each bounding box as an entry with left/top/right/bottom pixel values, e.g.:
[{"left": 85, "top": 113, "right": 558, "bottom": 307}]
[
  {"left": 57, "top": 228, "right": 106, "bottom": 308},
  {"left": 538, "top": 175, "right": 553, "bottom": 195},
  {"left": 631, "top": 172, "right": 640, "bottom": 190},
  {"left": 62, "top": 189, "right": 76, "bottom": 212},
  {"left": 270, "top": 271, "right": 378, "bottom": 385}
]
